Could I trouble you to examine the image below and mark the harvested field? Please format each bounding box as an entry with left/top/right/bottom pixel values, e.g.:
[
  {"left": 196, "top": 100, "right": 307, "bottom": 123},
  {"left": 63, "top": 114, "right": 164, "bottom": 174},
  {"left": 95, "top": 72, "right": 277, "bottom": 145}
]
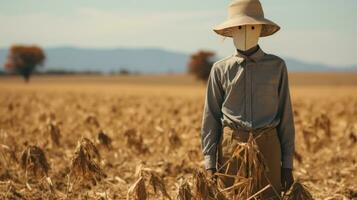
[{"left": 0, "top": 74, "right": 356, "bottom": 199}]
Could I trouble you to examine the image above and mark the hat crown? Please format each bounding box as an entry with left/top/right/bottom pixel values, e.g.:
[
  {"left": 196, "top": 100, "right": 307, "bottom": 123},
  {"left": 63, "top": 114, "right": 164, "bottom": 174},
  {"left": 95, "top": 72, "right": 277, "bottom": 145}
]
[{"left": 228, "top": 0, "right": 264, "bottom": 19}]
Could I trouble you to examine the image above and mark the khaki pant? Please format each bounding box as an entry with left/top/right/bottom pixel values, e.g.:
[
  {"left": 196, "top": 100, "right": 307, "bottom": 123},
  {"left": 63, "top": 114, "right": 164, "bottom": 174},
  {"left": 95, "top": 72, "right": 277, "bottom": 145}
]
[{"left": 217, "top": 127, "right": 282, "bottom": 199}]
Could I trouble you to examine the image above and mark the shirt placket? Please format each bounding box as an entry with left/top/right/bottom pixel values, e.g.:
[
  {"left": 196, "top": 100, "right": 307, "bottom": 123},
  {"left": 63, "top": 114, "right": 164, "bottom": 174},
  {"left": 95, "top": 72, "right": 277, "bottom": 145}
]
[{"left": 245, "top": 60, "right": 253, "bottom": 129}]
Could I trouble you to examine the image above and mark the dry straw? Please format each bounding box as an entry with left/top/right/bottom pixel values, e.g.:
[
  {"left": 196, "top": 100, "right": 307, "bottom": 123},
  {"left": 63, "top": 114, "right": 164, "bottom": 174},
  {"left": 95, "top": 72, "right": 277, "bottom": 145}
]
[
  {"left": 85, "top": 115, "right": 100, "bottom": 128},
  {"left": 4, "top": 181, "right": 23, "bottom": 199},
  {"left": 283, "top": 182, "right": 313, "bottom": 200},
  {"left": 0, "top": 144, "right": 18, "bottom": 167},
  {"left": 20, "top": 145, "right": 50, "bottom": 179},
  {"left": 47, "top": 122, "right": 61, "bottom": 147},
  {"left": 19, "top": 145, "right": 53, "bottom": 191},
  {"left": 97, "top": 130, "right": 112, "bottom": 149},
  {"left": 216, "top": 133, "right": 279, "bottom": 199},
  {"left": 176, "top": 179, "right": 193, "bottom": 200},
  {"left": 127, "top": 177, "right": 147, "bottom": 200},
  {"left": 148, "top": 172, "right": 172, "bottom": 199},
  {"left": 194, "top": 170, "right": 227, "bottom": 200},
  {"left": 127, "top": 164, "right": 172, "bottom": 200},
  {"left": 168, "top": 128, "right": 182, "bottom": 149},
  {"left": 68, "top": 137, "right": 106, "bottom": 192},
  {"left": 124, "top": 129, "right": 149, "bottom": 154}
]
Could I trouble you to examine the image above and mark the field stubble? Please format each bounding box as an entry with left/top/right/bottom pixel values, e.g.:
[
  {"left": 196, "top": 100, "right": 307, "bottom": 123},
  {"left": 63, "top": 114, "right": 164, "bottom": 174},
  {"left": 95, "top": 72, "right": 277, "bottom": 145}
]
[{"left": 0, "top": 75, "right": 356, "bottom": 199}]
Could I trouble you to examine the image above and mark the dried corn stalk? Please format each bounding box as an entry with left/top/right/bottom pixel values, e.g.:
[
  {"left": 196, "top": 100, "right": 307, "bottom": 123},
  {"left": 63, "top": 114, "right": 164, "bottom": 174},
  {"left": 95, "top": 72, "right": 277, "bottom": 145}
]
[
  {"left": 20, "top": 145, "right": 53, "bottom": 191},
  {"left": 283, "top": 182, "right": 313, "bottom": 200},
  {"left": 20, "top": 145, "right": 50, "bottom": 179},
  {"left": 127, "top": 177, "right": 147, "bottom": 200},
  {"left": 314, "top": 114, "right": 331, "bottom": 137},
  {"left": 0, "top": 144, "right": 17, "bottom": 167},
  {"left": 68, "top": 137, "right": 105, "bottom": 189},
  {"left": 47, "top": 122, "right": 61, "bottom": 147},
  {"left": 132, "top": 164, "right": 172, "bottom": 199},
  {"left": 176, "top": 179, "right": 193, "bottom": 200},
  {"left": 97, "top": 131, "right": 112, "bottom": 149},
  {"left": 168, "top": 129, "right": 182, "bottom": 149},
  {"left": 85, "top": 115, "right": 100, "bottom": 128},
  {"left": 148, "top": 172, "right": 172, "bottom": 200},
  {"left": 194, "top": 170, "right": 227, "bottom": 200},
  {"left": 124, "top": 129, "right": 149, "bottom": 154}
]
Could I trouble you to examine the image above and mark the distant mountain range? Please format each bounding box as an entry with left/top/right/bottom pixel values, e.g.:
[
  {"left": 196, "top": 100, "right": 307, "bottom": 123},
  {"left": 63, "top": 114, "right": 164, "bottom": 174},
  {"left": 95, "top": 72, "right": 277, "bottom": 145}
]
[{"left": 0, "top": 47, "right": 356, "bottom": 73}]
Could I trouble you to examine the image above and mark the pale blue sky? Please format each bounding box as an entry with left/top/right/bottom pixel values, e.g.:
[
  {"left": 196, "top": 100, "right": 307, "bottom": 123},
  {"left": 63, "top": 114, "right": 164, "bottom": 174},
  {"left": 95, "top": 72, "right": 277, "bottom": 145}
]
[{"left": 0, "top": 0, "right": 356, "bottom": 66}]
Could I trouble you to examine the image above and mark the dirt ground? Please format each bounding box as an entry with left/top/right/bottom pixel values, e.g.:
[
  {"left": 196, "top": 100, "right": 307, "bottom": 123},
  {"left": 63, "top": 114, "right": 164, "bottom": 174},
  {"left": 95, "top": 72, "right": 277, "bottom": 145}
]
[{"left": 0, "top": 74, "right": 356, "bottom": 199}]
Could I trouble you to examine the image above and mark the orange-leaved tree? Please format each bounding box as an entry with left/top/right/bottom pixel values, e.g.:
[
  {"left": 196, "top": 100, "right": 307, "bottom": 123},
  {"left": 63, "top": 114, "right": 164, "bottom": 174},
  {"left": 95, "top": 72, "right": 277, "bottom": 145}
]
[
  {"left": 188, "top": 50, "right": 216, "bottom": 81},
  {"left": 4, "top": 45, "right": 46, "bottom": 82}
]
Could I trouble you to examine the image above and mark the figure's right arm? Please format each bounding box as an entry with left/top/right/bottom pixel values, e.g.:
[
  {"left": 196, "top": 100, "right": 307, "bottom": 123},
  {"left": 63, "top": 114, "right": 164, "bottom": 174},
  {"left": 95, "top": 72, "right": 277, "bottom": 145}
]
[{"left": 201, "top": 64, "right": 225, "bottom": 170}]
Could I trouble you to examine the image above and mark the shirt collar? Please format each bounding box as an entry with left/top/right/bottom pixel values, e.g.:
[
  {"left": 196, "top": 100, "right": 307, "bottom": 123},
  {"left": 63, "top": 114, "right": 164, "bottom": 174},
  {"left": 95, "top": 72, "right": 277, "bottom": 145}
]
[{"left": 234, "top": 45, "right": 265, "bottom": 64}]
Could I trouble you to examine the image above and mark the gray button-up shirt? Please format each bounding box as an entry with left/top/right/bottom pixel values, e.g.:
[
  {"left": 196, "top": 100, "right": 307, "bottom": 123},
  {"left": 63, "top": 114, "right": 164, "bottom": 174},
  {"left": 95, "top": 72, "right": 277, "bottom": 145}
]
[{"left": 201, "top": 47, "right": 295, "bottom": 170}]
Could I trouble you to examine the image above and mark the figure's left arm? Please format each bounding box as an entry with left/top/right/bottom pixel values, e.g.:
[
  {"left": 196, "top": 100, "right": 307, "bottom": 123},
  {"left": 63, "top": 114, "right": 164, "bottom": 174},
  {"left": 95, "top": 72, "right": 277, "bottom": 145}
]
[{"left": 277, "top": 61, "right": 295, "bottom": 169}]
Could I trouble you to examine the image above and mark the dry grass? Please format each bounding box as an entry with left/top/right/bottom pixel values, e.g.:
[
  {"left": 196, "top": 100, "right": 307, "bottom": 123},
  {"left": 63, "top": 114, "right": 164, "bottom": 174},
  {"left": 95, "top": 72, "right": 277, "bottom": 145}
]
[
  {"left": 0, "top": 144, "right": 17, "bottom": 167},
  {"left": 20, "top": 145, "right": 50, "bottom": 179},
  {"left": 193, "top": 170, "right": 227, "bottom": 200},
  {"left": 127, "top": 165, "right": 172, "bottom": 199},
  {"left": 127, "top": 177, "right": 147, "bottom": 200},
  {"left": 0, "top": 75, "right": 356, "bottom": 199},
  {"left": 19, "top": 145, "right": 54, "bottom": 192},
  {"left": 176, "top": 179, "right": 193, "bottom": 200},
  {"left": 47, "top": 121, "right": 61, "bottom": 147},
  {"left": 216, "top": 133, "right": 273, "bottom": 199},
  {"left": 68, "top": 137, "right": 106, "bottom": 190},
  {"left": 97, "top": 130, "right": 113, "bottom": 150},
  {"left": 283, "top": 182, "right": 313, "bottom": 200},
  {"left": 124, "top": 129, "right": 149, "bottom": 154}
]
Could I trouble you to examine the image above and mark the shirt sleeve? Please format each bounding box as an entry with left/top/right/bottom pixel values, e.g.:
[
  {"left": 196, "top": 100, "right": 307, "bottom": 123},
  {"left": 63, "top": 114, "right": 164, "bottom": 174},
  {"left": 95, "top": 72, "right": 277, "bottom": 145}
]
[
  {"left": 277, "top": 61, "right": 295, "bottom": 169},
  {"left": 201, "top": 65, "right": 224, "bottom": 170}
]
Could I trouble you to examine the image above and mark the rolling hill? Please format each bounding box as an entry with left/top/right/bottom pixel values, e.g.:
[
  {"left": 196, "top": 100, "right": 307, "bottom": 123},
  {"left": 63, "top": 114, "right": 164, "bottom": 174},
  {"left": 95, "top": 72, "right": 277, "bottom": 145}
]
[{"left": 0, "top": 47, "right": 356, "bottom": 73}]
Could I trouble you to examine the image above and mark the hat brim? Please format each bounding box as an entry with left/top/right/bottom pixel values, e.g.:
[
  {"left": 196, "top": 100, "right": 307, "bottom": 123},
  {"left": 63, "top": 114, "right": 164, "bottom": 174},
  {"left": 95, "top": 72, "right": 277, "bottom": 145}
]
[{"left": 213, "top": 15, "right": 280, "bottom": 37}]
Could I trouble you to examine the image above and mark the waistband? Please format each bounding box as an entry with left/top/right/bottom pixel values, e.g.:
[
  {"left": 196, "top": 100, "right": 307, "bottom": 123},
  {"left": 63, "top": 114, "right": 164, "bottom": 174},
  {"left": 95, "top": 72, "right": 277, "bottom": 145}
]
[{"left": 224, "top": 126, "right": 277, "bottom": 141}]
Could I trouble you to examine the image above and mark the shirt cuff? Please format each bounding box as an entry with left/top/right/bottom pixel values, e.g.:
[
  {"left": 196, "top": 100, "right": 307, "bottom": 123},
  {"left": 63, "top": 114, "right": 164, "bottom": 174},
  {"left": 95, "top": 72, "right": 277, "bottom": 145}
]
[
  {"left": 282, "top": 155, "right": 294, "bottom": 169},
  {"left": 204, "top": 154, "right": 217, "bottom": 170}
]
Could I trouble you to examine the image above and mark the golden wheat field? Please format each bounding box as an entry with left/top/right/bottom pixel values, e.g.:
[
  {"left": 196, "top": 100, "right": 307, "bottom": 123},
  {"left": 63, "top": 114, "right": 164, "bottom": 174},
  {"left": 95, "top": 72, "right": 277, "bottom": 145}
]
[{"left": 0, "top": 74, "right": 356, "bottom": 200}]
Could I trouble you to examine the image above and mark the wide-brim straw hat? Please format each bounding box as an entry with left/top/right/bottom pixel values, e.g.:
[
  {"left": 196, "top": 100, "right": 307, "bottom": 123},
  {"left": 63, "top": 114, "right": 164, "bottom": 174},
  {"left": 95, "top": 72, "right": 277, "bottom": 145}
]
[{"left": 214, "top": 0, "right": 280, "bottom": 37}]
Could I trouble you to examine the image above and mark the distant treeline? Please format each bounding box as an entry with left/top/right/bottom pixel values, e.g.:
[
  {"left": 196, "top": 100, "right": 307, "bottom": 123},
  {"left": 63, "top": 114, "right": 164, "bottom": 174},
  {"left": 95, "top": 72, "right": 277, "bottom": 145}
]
[{"left": 0, "top": 69, "right": 138, "bottom": 76}]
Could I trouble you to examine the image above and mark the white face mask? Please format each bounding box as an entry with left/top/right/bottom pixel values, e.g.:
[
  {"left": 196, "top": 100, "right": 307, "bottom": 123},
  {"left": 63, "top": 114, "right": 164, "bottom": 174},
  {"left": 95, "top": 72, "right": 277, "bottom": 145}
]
[{"left": 232, "top": 24, "right": 262, "bottom": 51}]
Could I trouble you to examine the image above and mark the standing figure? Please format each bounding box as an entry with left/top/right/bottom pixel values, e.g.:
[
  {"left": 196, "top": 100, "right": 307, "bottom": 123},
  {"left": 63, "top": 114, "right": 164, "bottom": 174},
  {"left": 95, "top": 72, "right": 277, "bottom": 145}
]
[{"left": 201, "top": 0, "right": 295, "bottom": 198}]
